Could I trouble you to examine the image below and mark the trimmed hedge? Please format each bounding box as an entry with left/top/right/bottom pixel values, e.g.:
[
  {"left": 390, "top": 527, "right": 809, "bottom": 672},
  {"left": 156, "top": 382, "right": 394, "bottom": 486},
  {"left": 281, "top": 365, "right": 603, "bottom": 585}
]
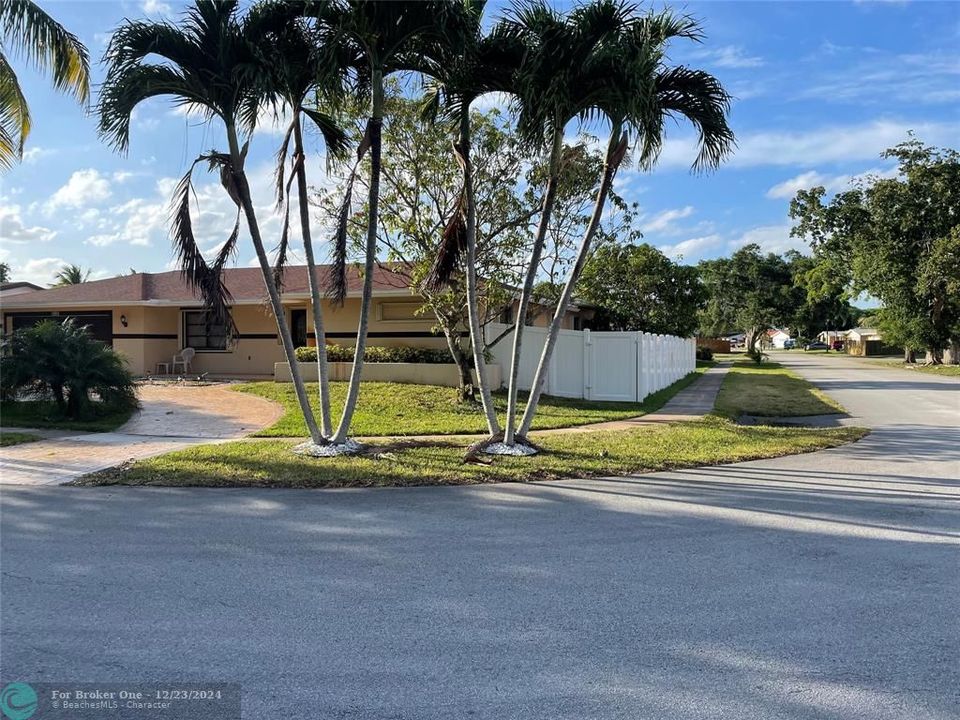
[
  {"left": 295, "top": 345, "right": 453, "bottom": 364},
  {"left": 696, "top": 346, "right": 714, "bottom": 362}
]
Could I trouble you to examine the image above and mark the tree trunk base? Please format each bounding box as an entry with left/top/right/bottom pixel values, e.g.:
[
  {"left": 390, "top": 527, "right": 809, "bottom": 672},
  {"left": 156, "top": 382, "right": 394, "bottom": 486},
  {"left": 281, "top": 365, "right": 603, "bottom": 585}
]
[
  {"left": 292, "top": 439, "right": 365, "bottom": 457},
  {"left": 482, "top": 440, "right": 538, "bottom": 457}
]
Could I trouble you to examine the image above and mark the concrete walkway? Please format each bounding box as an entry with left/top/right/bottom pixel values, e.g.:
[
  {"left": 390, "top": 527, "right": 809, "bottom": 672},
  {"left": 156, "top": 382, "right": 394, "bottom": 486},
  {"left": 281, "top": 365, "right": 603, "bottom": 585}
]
[
  {"left": 0, "top": 384, "right": 281, "bottom": 486},
  {"left": 533, "top": 362, "right": 730, "bottom": 435}
]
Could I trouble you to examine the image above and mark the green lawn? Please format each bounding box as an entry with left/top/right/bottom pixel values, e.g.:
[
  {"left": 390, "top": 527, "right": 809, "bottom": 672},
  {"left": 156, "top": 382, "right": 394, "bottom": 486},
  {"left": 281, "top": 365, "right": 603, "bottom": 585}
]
[
  {"left": 714, "top": 360, "right": 845, "bottom": 418},
  {"left": 866, "top": 359, "right": 960, "bottom": 377},
  {"left": 77, "top": 416, "right": 867, "bottom": 489},
  {"left": 236, "top": 366, "right": 710, "bottom": 438},
  {"left": 0, "top": 401, "right": 135, "bottom": 432},
  {"left": 0, "top": 431, "right": 41, "bottom": 447}
]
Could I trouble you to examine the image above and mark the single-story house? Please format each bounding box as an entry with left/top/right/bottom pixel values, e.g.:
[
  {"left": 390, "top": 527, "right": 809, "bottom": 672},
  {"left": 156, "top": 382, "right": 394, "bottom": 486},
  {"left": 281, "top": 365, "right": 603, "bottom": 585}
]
[
  {"left": 1, "top": 264, "right": 590, "bottom": 378},
  {"left": 765, "top": 328, "right": 793, "bottom": 349},
  {"left": 0, "top": 281, "right": 42, "bottom": 298},
  {"left": 817, "top": 330, "right": 846, "bottom": 345},
  {"left": 845, "top": 327, "right": 884, "bottom": 356}
]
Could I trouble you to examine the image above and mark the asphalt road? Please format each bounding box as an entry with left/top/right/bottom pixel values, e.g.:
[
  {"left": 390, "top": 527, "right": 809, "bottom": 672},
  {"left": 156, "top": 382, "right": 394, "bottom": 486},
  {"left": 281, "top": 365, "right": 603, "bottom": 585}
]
[{"left": 2, "top": 353, "right": 958, "bottom": 719}]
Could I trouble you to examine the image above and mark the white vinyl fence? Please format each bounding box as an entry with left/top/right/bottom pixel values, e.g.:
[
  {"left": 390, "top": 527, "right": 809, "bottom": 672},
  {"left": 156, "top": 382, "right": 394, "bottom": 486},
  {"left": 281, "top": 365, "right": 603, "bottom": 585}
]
[{"left": 484, "top": 322, "right": 697, "bottom": 402}]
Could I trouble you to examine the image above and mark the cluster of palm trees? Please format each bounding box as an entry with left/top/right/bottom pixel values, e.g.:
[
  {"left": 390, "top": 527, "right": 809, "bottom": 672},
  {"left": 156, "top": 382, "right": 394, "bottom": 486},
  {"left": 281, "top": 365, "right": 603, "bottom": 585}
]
[{"left": 11, "top": 0, "right": 734, "bottom": 455}]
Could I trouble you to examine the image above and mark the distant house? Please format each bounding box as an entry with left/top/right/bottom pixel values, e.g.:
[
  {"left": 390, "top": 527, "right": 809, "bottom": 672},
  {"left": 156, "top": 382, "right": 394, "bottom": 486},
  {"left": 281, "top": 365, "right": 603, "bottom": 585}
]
[
  {"left": 0, "top": 281, "right": 42, "bottom": 298},
  {"left": 766, "top": 328, "right": 792, "bottom": 349},
  {"left": 845, "top": 327, "right": 884, "bottom": 356},
  {"left": 817, "top": 330, "right": 846, "bottom": 345},
  {"left": 0, "top": 265, "right": 588, "bottom": 378}
]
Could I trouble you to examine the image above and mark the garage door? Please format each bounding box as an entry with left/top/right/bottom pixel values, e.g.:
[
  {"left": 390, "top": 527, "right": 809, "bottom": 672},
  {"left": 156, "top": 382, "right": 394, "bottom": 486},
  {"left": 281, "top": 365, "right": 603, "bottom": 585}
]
[{"left": 9, "top": 312, "right": 113, "bottom": 346}]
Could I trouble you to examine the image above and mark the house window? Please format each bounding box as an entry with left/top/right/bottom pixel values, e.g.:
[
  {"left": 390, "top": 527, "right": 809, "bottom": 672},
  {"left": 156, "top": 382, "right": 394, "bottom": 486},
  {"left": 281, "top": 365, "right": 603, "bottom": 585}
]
[
  {"left": 379, "top": 302, "right": 426, "bottom": 322},
  {"left": 183, "top": 310, "right": 228, "bottom": 351},
  {"left": 498, "top": 306, "right": 514, "bottom": 325},
  {"left": 573, "top": 316, "right": 582, "bottom": 331}
]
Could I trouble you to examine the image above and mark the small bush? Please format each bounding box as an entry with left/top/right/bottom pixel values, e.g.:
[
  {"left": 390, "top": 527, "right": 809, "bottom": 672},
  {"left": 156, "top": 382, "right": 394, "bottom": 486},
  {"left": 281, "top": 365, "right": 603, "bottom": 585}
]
[
  {"left": 295, "top": 345, "right": 452, "bottom": 364},
  {"left": 696, "top": 346, "right": 714, "bottom": 362},
  {"left": 1, "top": 319, "right": 139, "bottom": 420}
]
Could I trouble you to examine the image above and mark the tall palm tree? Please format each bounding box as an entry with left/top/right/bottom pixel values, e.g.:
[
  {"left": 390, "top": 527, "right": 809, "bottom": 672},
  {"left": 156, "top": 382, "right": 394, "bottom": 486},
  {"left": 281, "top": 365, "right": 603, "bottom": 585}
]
[
  {"left": 497, "top": 0, "right": 631, "bottom": 448},
  {"left": 247, "top": 1, "right": 348, "bottom": 440},
  {"left": 314, "top": 0, "right": 455, "bottom": 445},
  {"left": 98, "top": 0, "right": 326, "bottom": 447},
  {"left": 420, "top": 1, "right": 524, "bottom": 438},
  {"left": 0, "top": 0, "right": 89, "bottom": 169},
  {"left": 517, "top": 7, "right": 734, "bottom": 438},
  {"left": 50, "top": 263, "right": 89, "bottom": 286}
]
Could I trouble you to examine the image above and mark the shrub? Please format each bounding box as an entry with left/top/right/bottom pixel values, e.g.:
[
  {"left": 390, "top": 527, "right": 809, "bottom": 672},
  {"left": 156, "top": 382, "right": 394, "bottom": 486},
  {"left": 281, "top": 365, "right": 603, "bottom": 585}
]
[
  {"left": 1, "top": 319, "right": 139, "bottom": 420},
  {"left": 696, "top": 346, "right": 714, "bottom": 362},
  {"left": 295, "top": 345, "right": 452, "bottom": 364}
]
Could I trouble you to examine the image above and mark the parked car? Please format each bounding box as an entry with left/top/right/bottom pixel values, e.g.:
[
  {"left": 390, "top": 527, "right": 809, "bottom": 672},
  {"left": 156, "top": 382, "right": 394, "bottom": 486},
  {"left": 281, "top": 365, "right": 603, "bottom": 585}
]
[
  {"left": 831, "top": 340, "right": 844, "bottom": 351},
  {"left": 804, "top": 341, "right": 830, "bottom": 351},
  {"left": 782, "top": 339, "right": 796, "bottom": 349}
]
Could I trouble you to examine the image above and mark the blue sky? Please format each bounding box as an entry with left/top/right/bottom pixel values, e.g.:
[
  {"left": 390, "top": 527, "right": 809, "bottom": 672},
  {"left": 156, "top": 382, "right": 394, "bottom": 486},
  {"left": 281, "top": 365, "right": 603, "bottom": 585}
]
[{"left": 1, "top": 0, "right": 958, "bottom": 286}]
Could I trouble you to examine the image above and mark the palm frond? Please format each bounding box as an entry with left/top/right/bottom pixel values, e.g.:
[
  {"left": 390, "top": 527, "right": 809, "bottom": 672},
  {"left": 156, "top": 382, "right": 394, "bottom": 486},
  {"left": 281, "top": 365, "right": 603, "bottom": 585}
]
[
  {"left": 0, "top": 0, "right": 89, "bottom": 103},
  {"left": 424, "top": 191, "right": 467, "bottom": 292},
  {"left": 0, "top": 51, "right": 30, "bottom": 168},
  {"left": 169, "top": 153, "right": 240, "bottom": 330},
  {"left": 301, "top": 106, "right": 349, "bottom": 162}
]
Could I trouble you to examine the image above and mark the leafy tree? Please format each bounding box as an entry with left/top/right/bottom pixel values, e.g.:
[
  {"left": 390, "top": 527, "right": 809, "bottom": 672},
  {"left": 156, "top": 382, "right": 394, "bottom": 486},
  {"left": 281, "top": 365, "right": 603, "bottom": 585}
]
[
  {"left": 50, "top": 263, "right": 90, "bottom": 286},
  {"left": 579, "top": 243, "right": 705, "bottom": 335},
  {"left": 316, "top": 93, "right": 625, "bottom": 402},
  {"left": 98, "top": 0, "right": 327, "bottom": 446},
  {"left": 790, "top": 139, "right": 959, "bottom": 362},
  {"left": 785, "top": 251, "right": 859, "bottom": 341},
  {"left": 0, "top": 261, "right": 10, "bottom": 283},
  {"left": 1, "top": 319, "right": 138, "bottom": 420},
  {"left": 698, "top": 244, "right": 795, "bottom": 360},
  {"left": 0, "top": 0, "right": 89, "bottom": 169}
]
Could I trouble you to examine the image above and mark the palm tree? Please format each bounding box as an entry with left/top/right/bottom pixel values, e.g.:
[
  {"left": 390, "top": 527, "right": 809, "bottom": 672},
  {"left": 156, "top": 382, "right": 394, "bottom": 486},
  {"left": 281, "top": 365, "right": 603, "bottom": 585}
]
[
  {"left": 0, "top": 0, "right": 89, "bottom": 169},
  {"left": 51, "top": 263, "right": 90, "bottom": 286},
  {"left": 97, "top": 0, "right": 326, "bottom": 447},
  {"left": 314, "top": 0, "right": 455, "bottom": 445},
  {"left": 517, "top": 7, "right": 734, "bottom": 438},
  {"left": 496, "top": 0, "right": 631, "bottom": 448},
  {"left": 247, "top": 1, "right": 349, "bottom": 440},
  {"left": 420, "top": 1, "right": 524, "bottom": 438}
]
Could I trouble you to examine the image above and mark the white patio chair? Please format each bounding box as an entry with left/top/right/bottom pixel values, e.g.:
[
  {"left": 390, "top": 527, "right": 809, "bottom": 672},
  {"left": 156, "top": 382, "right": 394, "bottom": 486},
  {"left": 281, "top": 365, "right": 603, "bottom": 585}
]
[{"left": 172, "top": 347, "right": 195, "bottom": 374}]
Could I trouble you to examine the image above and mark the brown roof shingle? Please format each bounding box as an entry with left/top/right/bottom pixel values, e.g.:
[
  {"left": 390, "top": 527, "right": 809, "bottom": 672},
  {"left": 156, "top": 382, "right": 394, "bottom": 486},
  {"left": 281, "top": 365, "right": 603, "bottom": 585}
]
[{"left": 0, "top": 264, "right": 414, "bottom": 308}]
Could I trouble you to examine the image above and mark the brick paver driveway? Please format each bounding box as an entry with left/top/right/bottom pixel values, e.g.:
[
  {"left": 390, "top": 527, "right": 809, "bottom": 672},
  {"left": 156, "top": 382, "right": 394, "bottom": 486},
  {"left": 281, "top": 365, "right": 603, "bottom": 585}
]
[{"left": 0, "top": 383, "right": 281, "bottom": 485}]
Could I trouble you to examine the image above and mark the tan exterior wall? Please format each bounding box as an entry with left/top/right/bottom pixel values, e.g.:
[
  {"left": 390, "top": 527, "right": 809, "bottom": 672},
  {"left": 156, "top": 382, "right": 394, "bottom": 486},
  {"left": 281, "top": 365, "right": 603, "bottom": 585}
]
[{"left": 3, "top": 292, "right": 581, "bottom": 377}]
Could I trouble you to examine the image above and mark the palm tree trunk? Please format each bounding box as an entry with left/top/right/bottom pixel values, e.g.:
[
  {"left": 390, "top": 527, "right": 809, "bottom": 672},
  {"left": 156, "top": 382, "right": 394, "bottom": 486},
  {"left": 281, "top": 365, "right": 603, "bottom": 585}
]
[
  {"left": 460, "top": 109, "right": 499, "bottom": 435},
  {"left": 519, "top": 126, "right": 622, "bottom": 437},
  {"left": 293, "top": 113, "right": 333, "bottom": 438},
  {"left": 226, "top": 123, "right": 324, "bottom": 445},
  {"left": 503, "top": 130, "right": 564, "bottom": 446},
  {"left": 332, "top": 69, "right": 383, "bottom": 444}
]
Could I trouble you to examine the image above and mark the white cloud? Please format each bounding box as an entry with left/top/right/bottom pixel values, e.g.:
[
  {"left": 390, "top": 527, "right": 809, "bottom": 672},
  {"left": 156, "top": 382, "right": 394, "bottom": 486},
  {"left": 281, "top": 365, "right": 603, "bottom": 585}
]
[
  {"left": 693, "top": 45, "right": 765, "bottom": 69},
  {"left": 142, "top": 0, "right": 172, "bottom": 16},
  {"left": 21, "top": 146, "right": 56, "bottom": 164},
  {"left": 657, "top": 119, "right": 960, "bottom": 170},
  {"left": 0, "top": 205, "right": 57, "bottom": 244},
  {"left": 729, "top": 224, "right": 809, "bottom": 256},
  {"left": 657, "top": 234, "right": 725, "bottom": 263},
  {"left": 766, "top": 166, "right": 899, "bottom": 199},
  {"left": 13, "top": 257, "right": 67, "bottom": 286},
  {"left": 639, "top": 206, "right": 695, "bottom": 234},
  {"left": 46, "top": 169, "right": 112, "bottom": 211}
]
